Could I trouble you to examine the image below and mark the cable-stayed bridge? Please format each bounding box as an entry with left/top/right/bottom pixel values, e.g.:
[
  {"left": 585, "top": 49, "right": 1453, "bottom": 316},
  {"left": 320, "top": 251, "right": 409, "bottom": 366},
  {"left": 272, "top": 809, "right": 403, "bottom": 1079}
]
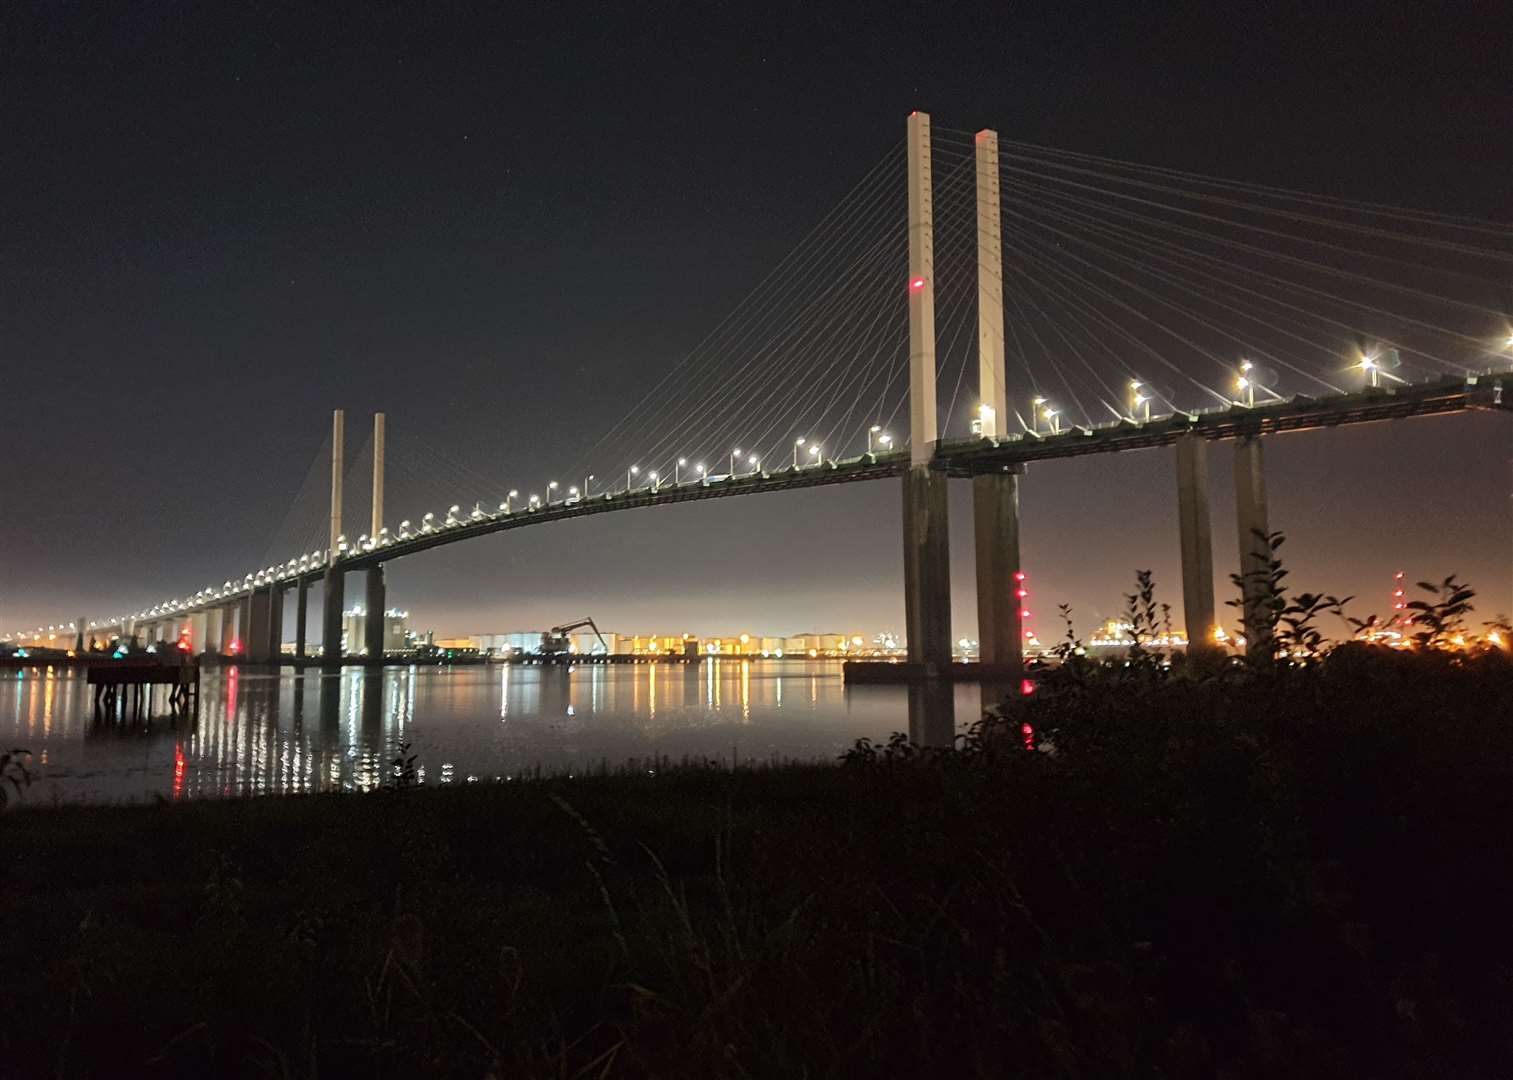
[{"left": 16, "top": 113, "right": 1512, "bottom": 670}]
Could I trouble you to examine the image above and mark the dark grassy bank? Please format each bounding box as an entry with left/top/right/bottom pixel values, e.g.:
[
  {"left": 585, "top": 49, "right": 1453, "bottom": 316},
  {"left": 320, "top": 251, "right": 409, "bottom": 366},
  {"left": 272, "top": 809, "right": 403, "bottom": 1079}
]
[{"left": 3, "top": 646, "right": 1512, "bottom": 1077}]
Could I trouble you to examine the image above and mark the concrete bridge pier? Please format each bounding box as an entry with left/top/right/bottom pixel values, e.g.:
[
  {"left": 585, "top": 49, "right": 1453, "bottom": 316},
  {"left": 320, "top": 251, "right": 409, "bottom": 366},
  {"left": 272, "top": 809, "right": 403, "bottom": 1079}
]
[
  {"left": 188, "top": 611, "right": 208, "bottom": 654},
  {"left": 219, "top": 604, "right": 237, "bottom": 654},
  {"left": 205, "top": 608, "right": 223, "bottom": 655},
  {"left": 322, "top": 567, "right": 345, "bottom": 664},
  {"left": 247, "top": 589, "right": 272, "bottom": 663},
  {"left": 239, "top": 593, "right": 254, "bottom": 655},
  {"left": 972, "top": 467, "right": 1023, "bottom": 670},
  {"left": 295, "top": 577, "right": 309, "bottom": 658},
  {"left": 1233, "top": 435, "right": 1272, "bottom": 657},
  {"left": 266, "top": 585, "right": 285, "bottom": 662},
  {"left": 364, "top": 565, "right": 386, "bottom": 660},
  {"left": 902, "top": 467, "right": 953, "bottom": 670},
  {"left": 1175, "top": 433, "right": 1217, "bottom": 656}
]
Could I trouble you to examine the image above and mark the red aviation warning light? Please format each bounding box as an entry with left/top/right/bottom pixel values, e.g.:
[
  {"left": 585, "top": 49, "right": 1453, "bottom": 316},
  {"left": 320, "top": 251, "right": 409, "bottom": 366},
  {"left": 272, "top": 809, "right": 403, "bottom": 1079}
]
[{"left": 909, "top": 277, "right": 926, "bottom": 292}]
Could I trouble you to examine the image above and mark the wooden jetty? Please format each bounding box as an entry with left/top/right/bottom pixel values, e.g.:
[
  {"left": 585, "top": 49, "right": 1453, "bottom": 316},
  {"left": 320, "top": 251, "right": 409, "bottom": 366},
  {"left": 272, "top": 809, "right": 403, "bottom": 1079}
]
[{"left": 87, "top": 661, "right": 200, "bottom": 722}]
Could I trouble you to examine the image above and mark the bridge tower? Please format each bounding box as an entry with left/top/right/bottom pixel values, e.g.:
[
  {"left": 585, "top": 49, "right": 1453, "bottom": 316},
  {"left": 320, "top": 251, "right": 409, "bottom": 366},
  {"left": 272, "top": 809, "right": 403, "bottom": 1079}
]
[
  {"left": 969, "top": 128, "right": 1024, "bottom": 671},
  {"left": 365, "top": 412, "right": 387, "bottom": 660},
  {"left": 322, "top": 408, "right": 346, "bottom": 663},
  {"left": 900, "top": 111, "right": 953, "bottom": 670}
]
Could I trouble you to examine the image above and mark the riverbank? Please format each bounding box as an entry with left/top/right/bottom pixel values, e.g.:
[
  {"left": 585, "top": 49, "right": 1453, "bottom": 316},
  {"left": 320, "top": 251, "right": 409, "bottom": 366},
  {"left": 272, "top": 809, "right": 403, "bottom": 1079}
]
[{"left": 3, "top": 646, "right": 1511, "bottom": 1077}]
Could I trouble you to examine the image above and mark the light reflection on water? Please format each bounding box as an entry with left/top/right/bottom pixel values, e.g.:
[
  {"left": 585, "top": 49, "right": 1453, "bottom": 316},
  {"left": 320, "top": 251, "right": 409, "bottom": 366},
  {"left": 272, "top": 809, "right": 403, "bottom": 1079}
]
[{"left": 0, "top": 661, "right": 986, "bottom": 805}]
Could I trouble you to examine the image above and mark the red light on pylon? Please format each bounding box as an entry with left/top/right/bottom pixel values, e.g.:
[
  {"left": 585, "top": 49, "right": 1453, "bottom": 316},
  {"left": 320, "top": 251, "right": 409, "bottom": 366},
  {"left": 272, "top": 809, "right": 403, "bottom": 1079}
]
[
  {"left": 1020, "top": 680, "right": 1036, "bottom": 696},
  {"left": 1013, "top": 571, "right": 1026, "bottom": 582},
  {"left": 1016, "top": 588, "right": 1028, "bottom": 598},
  {"left": 228, "top": 639, "right": 241, "bottom": 654},
  {"left": 1020, "top": 609, "right": 1031, "bottom": 619},
  {"left": 909, "top": 277, "right": 926, "bottom": 292}
]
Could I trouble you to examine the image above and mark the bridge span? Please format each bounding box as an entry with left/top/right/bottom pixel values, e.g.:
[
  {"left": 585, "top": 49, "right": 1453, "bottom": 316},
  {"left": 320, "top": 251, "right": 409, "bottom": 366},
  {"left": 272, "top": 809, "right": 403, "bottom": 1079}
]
[
  {"left": 21, "top": 111, "right": 1512, "bottom": 672},
  {"left": 79, "top": 368, "right": 1507, "bottom": 667}
]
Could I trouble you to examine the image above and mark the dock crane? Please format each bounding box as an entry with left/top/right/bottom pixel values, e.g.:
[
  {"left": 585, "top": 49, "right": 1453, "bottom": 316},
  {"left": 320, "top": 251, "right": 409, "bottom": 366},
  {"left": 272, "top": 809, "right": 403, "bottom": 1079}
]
[{"left": 539, "top": 618, "right": 609, "bottom": 656}]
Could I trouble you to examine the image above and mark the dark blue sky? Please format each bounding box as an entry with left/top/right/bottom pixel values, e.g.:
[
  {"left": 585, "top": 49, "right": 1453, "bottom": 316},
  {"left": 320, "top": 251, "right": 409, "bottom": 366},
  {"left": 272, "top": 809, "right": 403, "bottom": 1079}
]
[{"left": 3, "top": 1, "right": 1510, "bottom": 639}]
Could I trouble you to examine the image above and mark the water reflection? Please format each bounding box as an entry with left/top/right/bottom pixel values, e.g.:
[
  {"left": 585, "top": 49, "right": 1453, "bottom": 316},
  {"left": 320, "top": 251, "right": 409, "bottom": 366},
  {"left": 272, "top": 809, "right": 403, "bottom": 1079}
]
[
  {"left": 907, "top": 680, "right": 956, "bottom": 749},
  {"left": 0, "top": 661, "right": 990, "bottom": 805}
]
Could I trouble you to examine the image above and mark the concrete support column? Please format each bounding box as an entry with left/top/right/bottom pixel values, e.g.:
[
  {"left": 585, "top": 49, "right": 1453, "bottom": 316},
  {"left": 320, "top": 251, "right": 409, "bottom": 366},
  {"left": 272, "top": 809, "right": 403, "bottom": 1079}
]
[
  {"left": 189, "top": 612, "right": 208, "bottom": 654},
  {"left": 295, "top": 577, "right": 309, "bottom": 658},
  {"left": 1175, "top": 434, "right": 1217, "bottom": 654},
  {"left": 1234, "top": 435, "right": 1272, "bottom": 657},
  {"left": 902, "top": 467, "right": 953, "bottom": 669},
  {"left": 206, "top": 608, "right": 224, "bottom": 655},
  {"left": 219, "top": 604, "right": 237, "bottom": 654},
  {"left": 239, "top": 593, "right": 253, "bottom": 654},
  {"left": 364, "top": 565, "right": 386, "bottom": 660},
  {"left": 973, "top": 468, "right": 1023, "bottom": 669},
  {"left": 247, "top": 589, "right": 272, "bottom": 663},
  {"left": 267, "top": 586, "right": 285, "bottom": 662},
  {"left": 322, "top": 567, "right": 345, "bottom": 664}
]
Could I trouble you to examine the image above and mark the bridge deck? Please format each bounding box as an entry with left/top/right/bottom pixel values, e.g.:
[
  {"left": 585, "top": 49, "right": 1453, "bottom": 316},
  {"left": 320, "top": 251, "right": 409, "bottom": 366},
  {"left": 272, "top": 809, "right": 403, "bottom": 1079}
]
[{"left": 142, "top": 371, "right": 1507, "bottom": 621}]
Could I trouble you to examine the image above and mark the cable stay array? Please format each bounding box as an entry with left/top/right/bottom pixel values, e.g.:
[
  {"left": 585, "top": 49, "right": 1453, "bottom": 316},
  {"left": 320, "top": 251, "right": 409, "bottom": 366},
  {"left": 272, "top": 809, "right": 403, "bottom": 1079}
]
[
  {"left": 267, "top": 127, "right": 1513, "bottom": 566},
  {"left": 49, "top": 124, "right": 1512, "bottom": 636},
  {"left": 931, "top": 127, "right": 1511, "bottom": 432}
]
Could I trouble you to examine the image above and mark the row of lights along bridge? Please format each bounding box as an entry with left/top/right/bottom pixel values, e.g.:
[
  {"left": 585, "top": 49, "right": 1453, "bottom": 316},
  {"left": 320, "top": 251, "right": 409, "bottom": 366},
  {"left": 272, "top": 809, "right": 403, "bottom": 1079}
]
[{"left": 14, "top": 334, "right": 1484, "bottom": 637}]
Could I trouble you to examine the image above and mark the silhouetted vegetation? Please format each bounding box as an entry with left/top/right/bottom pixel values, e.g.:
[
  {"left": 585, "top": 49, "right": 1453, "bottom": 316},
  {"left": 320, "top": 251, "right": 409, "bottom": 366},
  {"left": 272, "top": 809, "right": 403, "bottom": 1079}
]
[{"left": 2, "top": 567, "right": 1511, "bottom": 1076}]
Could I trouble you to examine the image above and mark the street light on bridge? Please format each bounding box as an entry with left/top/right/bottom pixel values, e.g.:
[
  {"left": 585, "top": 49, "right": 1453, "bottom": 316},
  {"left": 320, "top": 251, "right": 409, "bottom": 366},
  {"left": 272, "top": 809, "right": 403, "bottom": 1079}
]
[
  {"left": 648, "top": 470, "right": 660, "bottom": 492},
  {"left": 793, "top": 437, "right": 807, "bottom": 469},
  {"left": 547, "top": 481, "right": 559, "bottom": 505},
  {"left": 675, "top": 458, "right": 686, "bottom": 484},
  {"left": 627, "top": 465, "right": 640, "bottom": 492},
  {"left": 1236, "top": 360, "right": 1256, "bottom": 407},
  {"left": 1359, "top": 351, "right": 1380, "bottom": 388}
]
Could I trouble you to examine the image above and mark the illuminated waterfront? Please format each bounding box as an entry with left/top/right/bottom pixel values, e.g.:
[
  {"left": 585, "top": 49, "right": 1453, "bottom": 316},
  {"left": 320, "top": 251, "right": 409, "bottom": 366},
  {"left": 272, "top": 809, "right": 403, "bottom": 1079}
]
[{"left": 0, "top": 660, "right": 977, "bottom": 805}]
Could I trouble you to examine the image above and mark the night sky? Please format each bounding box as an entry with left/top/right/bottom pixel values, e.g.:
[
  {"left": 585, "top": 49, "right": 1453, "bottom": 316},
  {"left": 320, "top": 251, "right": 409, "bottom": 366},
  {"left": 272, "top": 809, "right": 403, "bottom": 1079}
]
[{"left": 4, "top": 1, "right": 1510, "bottom": 641}]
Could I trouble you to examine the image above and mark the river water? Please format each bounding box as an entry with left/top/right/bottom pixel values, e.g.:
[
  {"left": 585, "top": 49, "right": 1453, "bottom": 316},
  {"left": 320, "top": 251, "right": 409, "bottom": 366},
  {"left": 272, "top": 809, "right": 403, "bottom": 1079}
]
[{"left": 0, "top": 661, "right": 985, "bottom": 805}]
